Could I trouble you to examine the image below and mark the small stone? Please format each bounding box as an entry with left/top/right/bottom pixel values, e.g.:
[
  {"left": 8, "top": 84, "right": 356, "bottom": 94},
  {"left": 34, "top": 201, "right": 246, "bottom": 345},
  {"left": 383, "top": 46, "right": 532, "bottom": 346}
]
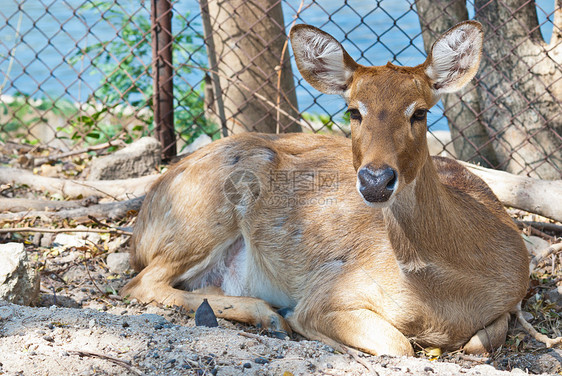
[
  {"left": 521, "top": 310, "right": 534, "bottom": 322},
  {"left": 53, "top": 234, "right": 86, "bottom": 249},
  {"left": 40, "top": 233, "right": 55, "bottom": 248},
  {"left": 106, "top": 236, "right": 129, "bottom": 253},
  {"left": 32, "top": 233, "right": 42, "bottom": 246},
  {"left": 254, "top": 357, "right": 269, "bottom": 364},
  {"left": 0, "top": 306, "right": 14, "bottom": 321},
  {"left": 0, "top": 243, "right": 40, "bottom": 305},
  {"left": 195, "top": 299, "right": 219, "bottom": 327},
  {"left": 42, "top": 335, "right": 54, "bottom": 342},
  {"left": 243, "top": 362, "right": 252, "bottom": 369},
  {"left": 106, "top": 253, "right": 131, "bottom": 274},
  {"left": 546, "top": 286, "right": 562, "bottom": 307}
]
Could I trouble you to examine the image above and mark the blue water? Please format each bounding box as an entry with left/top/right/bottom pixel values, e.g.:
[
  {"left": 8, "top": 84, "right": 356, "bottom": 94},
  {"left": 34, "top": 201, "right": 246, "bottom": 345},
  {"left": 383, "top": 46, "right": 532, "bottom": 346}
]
[{"left": 0, "top": 0, "right": 556, "bottom": 132}]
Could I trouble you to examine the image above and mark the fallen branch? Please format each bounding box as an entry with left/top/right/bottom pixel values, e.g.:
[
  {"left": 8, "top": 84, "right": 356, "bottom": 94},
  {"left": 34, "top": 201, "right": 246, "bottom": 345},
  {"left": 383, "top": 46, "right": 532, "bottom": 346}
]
[
  {"left": 0, "top": 196, "right": 98, "bottom": 212},
  {"left": 462, "top": 162, "right": 562, "bottom": 223},
  {"left": 0, "top": 196, "right": 143, "bottom": 224},
  {"left": 516, "top": 221, "right": 562, "bottom": 234},
  {"left": 0, "top": 167, "right": 157, "bottom": 199},
  {"left": 529, "top": 242, "right": 562, "bottom": 272},
  {"left": 516, "top": 302, "right": 562, "bottom": 349},
  {"left": 68, "top": 350, "right": 143, "bottom": 375},
  {"left": 517, "top": 222, "right": 555, "bottom": 241},
  {"left": 32, "top": 140, "right": 125, "bottom": 167},
  {"left": 0, "top": 226, "right": 132, "bottom": 236}
]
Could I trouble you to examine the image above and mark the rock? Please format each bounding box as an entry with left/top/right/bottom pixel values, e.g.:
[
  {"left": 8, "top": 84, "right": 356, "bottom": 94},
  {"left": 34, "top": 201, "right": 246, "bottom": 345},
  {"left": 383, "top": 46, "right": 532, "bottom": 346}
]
[
  {"left": 182, "top": 134, "right": 212, "bottom": 155},
  {"left": 0, "top": 304, "right": 14, "bottom": 321},
  {"left": 53, "top": 234, "right": 86, "bottom": 249},
  {"left": 106, "top": 236, "right": 129, "bottom": 253},
  {"left": 195, "top": 299, "right": 219, "bottom": 327},
  {"left": 88, "top": 137, "right": 161, "bottom": 180},
  {"left": 546, "top": 286, "right": 562, "bottom": 307},
  {"left": 40, "top": 233, "right": 55, "bottom": 248},
  {"left": 0, "top": 243, "right": 39, "bottom": 305},
  {"left": 106, "top": 253, "right": 131, "bottom": 274},
  {"left": 32, "top": 233, "right": 42, "bottom": 247},
  {"left": 525, "top": 235, "right": 549, "bottom": 258}
]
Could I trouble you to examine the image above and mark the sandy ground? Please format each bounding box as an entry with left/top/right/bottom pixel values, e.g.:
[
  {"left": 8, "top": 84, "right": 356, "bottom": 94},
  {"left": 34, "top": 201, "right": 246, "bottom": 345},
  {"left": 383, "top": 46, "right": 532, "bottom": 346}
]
[
  {"left": 1, "top": 300, "right": 560, "bottom": 376},
  {"left": 0, "top": 240, "right": 560, "bottom": 376}
]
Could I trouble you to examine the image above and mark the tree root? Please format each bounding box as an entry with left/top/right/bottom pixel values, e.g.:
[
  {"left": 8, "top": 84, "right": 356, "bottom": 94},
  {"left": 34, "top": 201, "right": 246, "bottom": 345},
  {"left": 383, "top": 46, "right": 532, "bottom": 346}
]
[{"left": 516, "top": 302, "right": 562, "bottom": 349}]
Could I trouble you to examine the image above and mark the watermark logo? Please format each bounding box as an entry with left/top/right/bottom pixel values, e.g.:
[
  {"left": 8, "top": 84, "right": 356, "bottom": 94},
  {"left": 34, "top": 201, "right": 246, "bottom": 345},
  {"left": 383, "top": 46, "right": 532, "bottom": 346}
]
[
  {"left": 223, "top": 169, "right": 340, "bottom": 207},
  {"left": 223, "top": 170, "right": 261, "bottom": 206}
]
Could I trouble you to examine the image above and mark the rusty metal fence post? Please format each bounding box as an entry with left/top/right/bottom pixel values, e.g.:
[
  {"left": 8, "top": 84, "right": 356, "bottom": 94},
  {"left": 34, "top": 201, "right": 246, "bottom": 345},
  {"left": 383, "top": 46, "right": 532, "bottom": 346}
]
[{"left": 151, "top": 0, "right": 176, "bottom": 159}]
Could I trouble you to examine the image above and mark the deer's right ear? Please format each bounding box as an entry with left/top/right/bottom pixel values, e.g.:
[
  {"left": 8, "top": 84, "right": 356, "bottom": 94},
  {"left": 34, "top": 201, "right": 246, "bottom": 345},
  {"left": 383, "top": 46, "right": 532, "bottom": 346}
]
[{"left": 290, "top": 24, "right": 359, "bottom": 96}]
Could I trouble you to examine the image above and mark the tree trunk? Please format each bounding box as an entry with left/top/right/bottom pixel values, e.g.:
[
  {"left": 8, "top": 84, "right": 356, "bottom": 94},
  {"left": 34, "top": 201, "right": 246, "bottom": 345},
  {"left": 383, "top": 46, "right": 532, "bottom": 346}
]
[
  {"left": 416, "top": 0, "right": 499, "bottom": 167},
  {"left": 204, "top": 0, "right": 301, "bottom": 134},
  {"left": 417, "top": 0, "right": 562, "bottom": 179},
  {"left": 474, "top": 0, "right": 562, "bottom": 179}
]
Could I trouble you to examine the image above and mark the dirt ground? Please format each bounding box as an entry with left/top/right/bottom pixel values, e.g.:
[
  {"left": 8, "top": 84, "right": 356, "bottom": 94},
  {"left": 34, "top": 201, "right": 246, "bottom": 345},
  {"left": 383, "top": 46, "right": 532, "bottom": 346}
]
[
  {"left": 0, "top": 227, "right": 559, "bottom": 376},
  {"left": 0, "top": 143, "right": 561, "bottom": 376}
]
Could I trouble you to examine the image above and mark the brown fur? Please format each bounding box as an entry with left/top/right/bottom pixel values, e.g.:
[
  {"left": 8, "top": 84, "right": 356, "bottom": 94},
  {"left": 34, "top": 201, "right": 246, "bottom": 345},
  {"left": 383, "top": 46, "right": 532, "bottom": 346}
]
[{"left": 122, "top": 22, "right": 529, "bottom": 356}]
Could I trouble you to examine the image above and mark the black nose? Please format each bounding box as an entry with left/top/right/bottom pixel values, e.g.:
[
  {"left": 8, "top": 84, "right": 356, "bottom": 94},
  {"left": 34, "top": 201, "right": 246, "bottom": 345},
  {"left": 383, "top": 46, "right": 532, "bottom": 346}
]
[{"left": 357, "top": 165, "right": 397, "bottom": 203}]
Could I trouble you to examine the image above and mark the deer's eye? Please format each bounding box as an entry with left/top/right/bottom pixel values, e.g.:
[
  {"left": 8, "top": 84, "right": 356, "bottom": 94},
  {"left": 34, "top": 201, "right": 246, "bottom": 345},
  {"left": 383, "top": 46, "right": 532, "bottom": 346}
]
[
  {"left": 346, "top": 108, "right": 362, "bottom": 122},
  {"left": 411, "top": 109, "right": 428, "bottom": 123}
]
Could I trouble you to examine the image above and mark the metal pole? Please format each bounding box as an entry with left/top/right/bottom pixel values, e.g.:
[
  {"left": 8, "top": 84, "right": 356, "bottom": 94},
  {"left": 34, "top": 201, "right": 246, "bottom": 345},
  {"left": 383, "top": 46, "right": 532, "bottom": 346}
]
[
  {"left": 151, "top": 0, "right": 176, "bottom": 159},
  {"left": 199, "top": 0, "right": 229, "bottom": 137}
]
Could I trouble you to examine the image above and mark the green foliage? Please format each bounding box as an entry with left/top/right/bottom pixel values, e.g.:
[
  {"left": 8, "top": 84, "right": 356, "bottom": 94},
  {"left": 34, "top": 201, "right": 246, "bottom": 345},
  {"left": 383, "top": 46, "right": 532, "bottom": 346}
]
[
  {"left": 302, "top": 112, "right": 336, "bottom": 131},
  {"left": 0, "top": 93, "right": 77, "bottom": 144},
  {"left": 71, "top": 0, "right": 217, "bottom": 148}
]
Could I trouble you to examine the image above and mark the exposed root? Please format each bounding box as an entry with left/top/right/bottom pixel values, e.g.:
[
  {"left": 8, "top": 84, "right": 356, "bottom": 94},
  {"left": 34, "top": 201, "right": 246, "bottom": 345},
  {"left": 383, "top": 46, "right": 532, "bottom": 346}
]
[
  {"left": 516, "top": 302, "right": 562, "bottom": 349},
  {"left": 529, "top": 242, "right": 562, "bottom": 274}
]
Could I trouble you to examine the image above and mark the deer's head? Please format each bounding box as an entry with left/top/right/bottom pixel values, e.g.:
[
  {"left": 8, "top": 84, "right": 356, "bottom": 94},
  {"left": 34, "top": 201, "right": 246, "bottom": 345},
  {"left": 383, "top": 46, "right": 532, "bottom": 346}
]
[{"left": 290, "top": 21, "right": 483, "bottom": 206}]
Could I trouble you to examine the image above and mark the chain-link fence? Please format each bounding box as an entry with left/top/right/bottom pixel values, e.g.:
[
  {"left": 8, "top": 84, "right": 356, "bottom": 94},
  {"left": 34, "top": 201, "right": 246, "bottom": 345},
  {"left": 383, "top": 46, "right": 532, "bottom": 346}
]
[{"left": 1, "top": 0, "right": 560, "bottom": 178}]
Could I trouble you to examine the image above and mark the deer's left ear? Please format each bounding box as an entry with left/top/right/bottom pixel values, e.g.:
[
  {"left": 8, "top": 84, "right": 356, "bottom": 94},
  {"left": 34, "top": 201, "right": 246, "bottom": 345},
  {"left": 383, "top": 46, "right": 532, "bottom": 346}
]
[{"left": 424, "top": 21, "right": 483, "bottom": 95}]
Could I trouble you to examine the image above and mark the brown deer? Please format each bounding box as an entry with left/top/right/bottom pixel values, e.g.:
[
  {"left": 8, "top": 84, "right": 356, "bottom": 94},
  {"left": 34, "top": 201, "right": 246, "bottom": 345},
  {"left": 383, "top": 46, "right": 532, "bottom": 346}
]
[{"left": 122, "top": 21, "right": 529, "bottom": 356}]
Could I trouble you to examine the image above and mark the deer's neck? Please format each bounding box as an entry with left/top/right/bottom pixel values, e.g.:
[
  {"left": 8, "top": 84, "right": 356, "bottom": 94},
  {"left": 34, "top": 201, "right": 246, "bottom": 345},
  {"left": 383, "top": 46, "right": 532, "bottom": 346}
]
[{"left": 382, "top": 157, "right": 459, "bottom": 271}]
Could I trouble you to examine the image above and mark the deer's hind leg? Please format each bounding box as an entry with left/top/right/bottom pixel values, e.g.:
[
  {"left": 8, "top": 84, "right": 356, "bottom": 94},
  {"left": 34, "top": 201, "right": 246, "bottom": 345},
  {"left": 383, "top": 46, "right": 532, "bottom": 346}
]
[
  {"left": 121, "top": 257, "right": 291, "bottom": 334},
  {"left": 462, "top": 312, "right": 510, "bottom": 354},
  {"left": 285, "top": 308, "right": 414, "bottom": 356}
]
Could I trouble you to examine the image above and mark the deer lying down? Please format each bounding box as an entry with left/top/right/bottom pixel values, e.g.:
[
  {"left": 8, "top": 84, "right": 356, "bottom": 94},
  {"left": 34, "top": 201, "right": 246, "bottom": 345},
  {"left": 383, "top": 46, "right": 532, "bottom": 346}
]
[{"left": 122, "top": 21, "right": 529, "bottom": 356}]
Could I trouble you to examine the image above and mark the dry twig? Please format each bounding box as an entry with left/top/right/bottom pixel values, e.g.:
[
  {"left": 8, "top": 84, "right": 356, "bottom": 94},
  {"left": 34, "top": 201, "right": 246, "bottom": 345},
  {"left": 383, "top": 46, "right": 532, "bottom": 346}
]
[
  {"left": 516, "top": 302, "right": 562, "bottom": 349},
  {"left": 68, "top": 350, "right": 143, "bottom": 375},
  {"left": 333, "top": 343, "right": 378, "bottom": 375},
  {"left": 33, "top": 140, "right": 125, "bottom": 167}
]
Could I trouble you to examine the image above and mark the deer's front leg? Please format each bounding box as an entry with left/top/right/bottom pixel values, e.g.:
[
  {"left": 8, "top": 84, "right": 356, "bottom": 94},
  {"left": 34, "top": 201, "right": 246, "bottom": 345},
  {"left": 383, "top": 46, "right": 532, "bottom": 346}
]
[{"left": 287, "top": 309, "right": 414, "bottom": 356}]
